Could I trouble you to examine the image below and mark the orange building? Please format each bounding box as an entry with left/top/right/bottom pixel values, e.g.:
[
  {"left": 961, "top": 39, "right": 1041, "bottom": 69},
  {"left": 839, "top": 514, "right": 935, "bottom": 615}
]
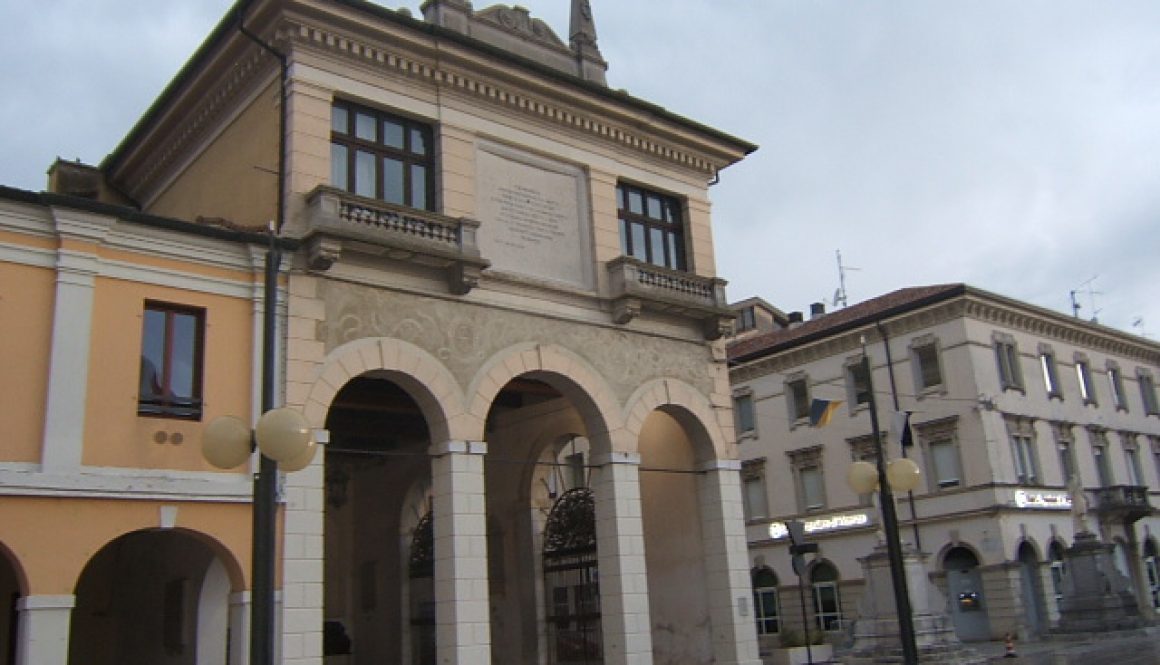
[{"left": 0, "top": 174, "right": 278, "bottom": 665}]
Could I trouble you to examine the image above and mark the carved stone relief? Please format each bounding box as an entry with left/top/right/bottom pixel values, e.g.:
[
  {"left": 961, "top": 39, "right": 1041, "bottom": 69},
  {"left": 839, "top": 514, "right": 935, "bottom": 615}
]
[{"left": 317, "top": 280, "right": 714, "bottom": 401}]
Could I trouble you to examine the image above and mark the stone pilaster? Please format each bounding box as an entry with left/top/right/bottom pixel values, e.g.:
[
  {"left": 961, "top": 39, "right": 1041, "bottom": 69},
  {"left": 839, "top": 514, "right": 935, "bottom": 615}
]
[
  {"left": 591, "top": 451, "right": 653, "bottom": 665},
  {"left": 696, "top": 460, "right": 762, "bottom": 665},
  {"left": 15, "top": 595, "right": 74, "bottom": 665},
  {"left": 430, "top": 440, "right": 491, "bottom": 664}
]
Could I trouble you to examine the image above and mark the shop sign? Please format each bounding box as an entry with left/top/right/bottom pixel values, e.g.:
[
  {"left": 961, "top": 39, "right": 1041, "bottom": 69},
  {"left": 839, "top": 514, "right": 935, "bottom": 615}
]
[
  {"left": 768, "top": 512, "right": 870, "bottom": 540},
  {"left": 1014, "top": 489, "right": 1072, "bottom": 510}
]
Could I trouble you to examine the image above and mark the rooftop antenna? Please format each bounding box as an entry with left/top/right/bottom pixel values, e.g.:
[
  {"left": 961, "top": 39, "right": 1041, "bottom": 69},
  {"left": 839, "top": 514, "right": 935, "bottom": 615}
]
[
  {"left": 1070, "top": 275, "right": 1102, "bottom": 323},
  {"left": 1132, "top": 317, "right": 1149, "bottom": 339},
  {"left": 833, "top": 250, "right": 859, "bottom": 308}
]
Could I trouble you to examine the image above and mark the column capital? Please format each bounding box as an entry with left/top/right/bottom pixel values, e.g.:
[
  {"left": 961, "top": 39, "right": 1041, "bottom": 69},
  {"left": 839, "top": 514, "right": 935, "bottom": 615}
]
[
  {"left": 429, "top": 440, "right": 487, "bottom": 456},
  {"left": 590, "top": 450, "right": 640, "bottom": 466},
  {"left": 697, "top": 458, "right": 742, "bottom": 472},
  {"left": 16, "top": 595, "right": 75, "bottom": 611}
]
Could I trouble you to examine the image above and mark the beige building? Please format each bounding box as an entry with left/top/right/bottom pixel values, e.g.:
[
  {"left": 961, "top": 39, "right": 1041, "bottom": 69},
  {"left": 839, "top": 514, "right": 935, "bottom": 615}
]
[
  {"left": 3, "top": 1, "right": 765, "bottom": 664},
  {"left": 728, "top": 284, "right": 1160, "bottom": 649}
]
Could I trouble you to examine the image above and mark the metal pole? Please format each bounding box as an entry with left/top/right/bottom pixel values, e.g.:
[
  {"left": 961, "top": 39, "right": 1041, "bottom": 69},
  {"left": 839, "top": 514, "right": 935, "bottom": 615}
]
[
  {"left": 796, "top": 576, "right": 813, "bottom": 665},
  {"left": 251, "top": 235, "right": 280, "bottom": 665},
  {"left": 863, "top": 349, "right": 919, "bottom": 665},
  {"left": 875, "top": 322, "right": 922, "bottom": 551}
]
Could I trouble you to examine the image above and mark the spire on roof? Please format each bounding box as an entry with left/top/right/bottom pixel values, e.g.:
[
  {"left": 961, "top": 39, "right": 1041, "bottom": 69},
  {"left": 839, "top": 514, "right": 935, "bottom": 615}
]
[{"left": 568, "top": 0, "right": 607, "bottom": 84}]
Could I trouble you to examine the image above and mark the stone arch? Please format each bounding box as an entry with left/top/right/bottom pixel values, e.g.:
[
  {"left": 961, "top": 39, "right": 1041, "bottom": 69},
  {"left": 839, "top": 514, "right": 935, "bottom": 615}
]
[
  {"left": 463, "top": 343, "right": 624, "bottom": 454},
  {"left": 623, "top": 377, "right": 725, "bottom": 463},
  {"left": 302, "top": 337, "right": 467, "bottom": 444},
  {"left": 938, "top": 542, "right": 984, "bottom": 570},
  {"left": 1015, "top": 538, "right": 1043, "bottom": 562},
  {"left": 0, "top": 539, "right": 28, "bottom": 596},
  {"left": 77, "top": 526, "right": 247, "bottom": 595}
]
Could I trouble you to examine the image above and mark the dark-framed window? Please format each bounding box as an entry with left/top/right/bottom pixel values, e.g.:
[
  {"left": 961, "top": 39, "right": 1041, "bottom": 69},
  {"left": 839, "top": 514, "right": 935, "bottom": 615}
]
[
  {"left": 616, "top": 182, "right": 686, "bottom": 271},
  {"left": 1138, "top": 369, "right": 1159, "bottom": 416},
  {"left": 331, "top": 100, "right": 434, "bottom": 210},
  {"left": 912, "top": 341, "right": 943, "bottom": 391},
  {"left": 1039, "top": 346, "right": 1062, "bottom": 400},
  {"left": 734, "top": 392, "right": 756, "bottom": 436},
  {"left": 138, "top": 301, "right": 205, "bottom": 419},
  {"left": 752, "top": 567, "right": 780, "bottom": 635},
  {"left": 994, "top": 336, "right": 1024, "bottom": 392},
  {"left": 846, "top": 358, "right": 871, "bottom": 407}
]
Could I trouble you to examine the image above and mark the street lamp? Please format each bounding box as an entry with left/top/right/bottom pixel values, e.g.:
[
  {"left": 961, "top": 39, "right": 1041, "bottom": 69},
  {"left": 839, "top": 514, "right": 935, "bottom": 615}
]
[
  {"left": 200, "top": 236, "right": 315, "bottom": 665},
  {"left": 845, "top": 344, "right": 921, "bottom": 665}
]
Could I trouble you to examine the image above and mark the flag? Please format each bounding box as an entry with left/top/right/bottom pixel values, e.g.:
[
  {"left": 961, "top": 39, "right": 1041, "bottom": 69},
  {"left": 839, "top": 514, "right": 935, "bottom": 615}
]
[
  {"left": 809, "top": 399, "right": 843, "bottom": 427},
  {"left": 891, "top": 411, "right": 914, "bottom": 447}
]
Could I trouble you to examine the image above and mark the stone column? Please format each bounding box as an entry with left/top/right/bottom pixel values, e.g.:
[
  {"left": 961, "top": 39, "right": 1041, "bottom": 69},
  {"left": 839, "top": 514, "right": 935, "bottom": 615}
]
[
  {"left": 230, "top": 591, "right": 251, "bottom": 665},
  {"left": 15, "top": 595, "right": 74, "bottom": 665},
  {"left": 430, "top": 440, "right": 491, "bottom": 664},
  {"left": 696, "top": 460, "right": 762, "bottom": 665},
  {"left": 591, "top": 451, "right": 653, "bottom": 665},
  {"left": 41, "top": 209, "right": 111, "bottom": 471}
]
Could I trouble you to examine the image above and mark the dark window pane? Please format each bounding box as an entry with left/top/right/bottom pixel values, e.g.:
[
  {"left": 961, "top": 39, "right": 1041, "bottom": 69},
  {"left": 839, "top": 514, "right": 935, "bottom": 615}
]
[
  {"left": 410, "top": 164, "right": 427, "bottom": 209},
  {"left": 628, "top": 189, "right": 643, "bottom": 215},
  {"left": 383, "top": 158, "right": 405, "bottom": 205},
  {"left": 355, "top": 112, "right": 376, "bottom": 141},
  {"left": 667, "top": 233, "right": 681, "bottom": 270},
  {"left": 410, "top": 127, "right": 428, "bottom": 156},
  {"left": 332, "top": 105, "right": 348, "bottom": 134},
  {"left": 355, "top": 151, "right": 376, "bottom": 198},
  {"left": 616, "top": 186, "right": 624, "bottom": 211},
  {"left": 330, "top": 143, "right": 348, "bottom": 189},
  {"left": 646, "top": 195, "right": 662, "bottom": 220},
  {"left": 630, "top": 224, "right": 647, "bottom": 261},
  {"left": 665, "top": 199, "right": 681, "bottom": 223},
  {"left": 383, "top": 119, "right": 404, "bottom": 149},
  {"left": 140, "top": 309, "right": 166, "bottom": 398},
  {"left": 619, "top": 219, "right": 629, "bottom": 256},
  {"left": 649, "top": 228, "right": 665, "bottom": 266},
  {"left": 170, "top": 313, "right": 198, "bottom": 398}
]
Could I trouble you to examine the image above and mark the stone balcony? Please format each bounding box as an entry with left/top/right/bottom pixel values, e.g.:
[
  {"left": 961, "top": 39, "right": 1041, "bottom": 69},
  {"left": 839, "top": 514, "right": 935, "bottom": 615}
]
[
  {"left": 1093, "top": 485, "right": 1152, "bottom": 524},
  {"left": 606, "top": 256, "right": 733, "bottom": 340},
  {"left": 301, "top": 186, "right": 490, "bottom": 294}
]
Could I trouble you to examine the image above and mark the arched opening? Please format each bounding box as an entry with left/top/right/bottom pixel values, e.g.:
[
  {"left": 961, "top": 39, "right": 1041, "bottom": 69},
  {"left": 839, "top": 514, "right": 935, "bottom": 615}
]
[
  {"left": 752, "top": 567, "right": 781, "bottom": 637},
  {"left": 638, "top": 407, "right": 712, "bottom": 662},
  {"left": 942, "top": 546, "right": 989, "bottom": 641},
  {"left": 0, "top": 543, "right": 24, "bottom": 665},
  {"left": 323, "top": 374, "right": 432, "bottom": 665},
  {"left": 407, "top": 511, "right": 434, "bottom": 665},
  {"left": 1144, "top": 539, "right": 1160, "bottom": 610},
  {"left": 809, "top": 561, "right": 842, "bottom": 632},
  {"left": 69, "top": 529, "right": 232, "bottom": 665},
  {"left": 1017, "top": 541, "right": 1046, "bottom": 636}
]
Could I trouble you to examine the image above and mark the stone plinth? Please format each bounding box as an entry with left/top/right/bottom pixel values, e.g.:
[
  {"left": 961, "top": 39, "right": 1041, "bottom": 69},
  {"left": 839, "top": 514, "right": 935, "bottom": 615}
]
[
  {"left": 845, "top": 543, "right": 985, "bottom": 664},
  {"left": 1055, "top": 531, "right": 1145, "bottom": 633}
]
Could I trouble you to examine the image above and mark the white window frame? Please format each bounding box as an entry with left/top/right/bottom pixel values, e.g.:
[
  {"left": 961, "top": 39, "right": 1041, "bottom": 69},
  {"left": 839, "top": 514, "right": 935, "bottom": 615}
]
[
  {"left": 844, "top": 355, "right": 871, "bottom": 412},
  {"left": 810, "top": 563, "right": 843, "bottom": 632},
  {"left": 1122, "top": 433, "right": 1144, "bottom": 486},
  {"left": 1075, "top": 354, "right": 1098, "bottom": 406},
  {"left": 915, "top": 416, "right": 963, "bottom": 491},
  {"left": 785, "top": 374, "right": 811, "bottom": 426},
  {"left": 741, "top": 458, "right": 768, "bottom": 521},
  {"left": 1006, "top": 417, "right": 1039, "bottom": 485},
  {"left": 1039, "top": 344, "right": 1062, "bottom": 400},
  {"left": 1108, "top": 362, "right": 1128, "bottom": 412},
  {"left": 788, "top": 446, "right": 826, "bottom": 513},
  {"left": 752, "top": 567, "right": 781, "bottom": 635}
]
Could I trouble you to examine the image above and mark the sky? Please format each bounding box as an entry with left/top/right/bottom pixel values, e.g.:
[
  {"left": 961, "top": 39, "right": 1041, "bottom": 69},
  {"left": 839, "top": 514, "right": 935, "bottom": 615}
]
[{"left": 2, "top": 1, "right": 1158, "bottom": 339}]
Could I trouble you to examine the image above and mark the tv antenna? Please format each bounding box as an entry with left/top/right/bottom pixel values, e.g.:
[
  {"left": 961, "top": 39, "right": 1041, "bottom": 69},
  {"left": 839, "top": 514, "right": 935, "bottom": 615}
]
[
  {"left": 833, "top": 250, "right": 859, "bottom": 308},
  {"left": 1069, "top": 275, "right": 1102, "bottom": 323}
]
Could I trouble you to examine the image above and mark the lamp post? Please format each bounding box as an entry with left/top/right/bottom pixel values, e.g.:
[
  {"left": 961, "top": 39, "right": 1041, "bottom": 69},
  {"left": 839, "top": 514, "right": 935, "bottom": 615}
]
[
  {"left": 202, "top": 237, "right": 316, "bottom": 665},
  {"left": 844, "top": 344, "right": 921, "bottom": 665}
]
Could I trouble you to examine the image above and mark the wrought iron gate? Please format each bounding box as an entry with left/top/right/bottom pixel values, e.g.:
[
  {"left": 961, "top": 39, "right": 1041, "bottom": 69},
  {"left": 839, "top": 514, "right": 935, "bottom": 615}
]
[{"left": 543, "top": 487, "right": 602, "bottom": 664}]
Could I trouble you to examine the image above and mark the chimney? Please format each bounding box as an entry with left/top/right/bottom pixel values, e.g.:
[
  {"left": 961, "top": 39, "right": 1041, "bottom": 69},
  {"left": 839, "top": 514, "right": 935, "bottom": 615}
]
[
  {"left": 787, "top": 311, "right": 804, "bottom": 328},
  {"left": 810, "top": 302, "right": 826, "bottom": 319}
]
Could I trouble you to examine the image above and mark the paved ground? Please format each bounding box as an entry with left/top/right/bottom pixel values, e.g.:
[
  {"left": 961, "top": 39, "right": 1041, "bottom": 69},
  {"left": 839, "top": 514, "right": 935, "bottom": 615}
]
[{"left": 975, "top": 630, "right": 1160, "bottom": 664}]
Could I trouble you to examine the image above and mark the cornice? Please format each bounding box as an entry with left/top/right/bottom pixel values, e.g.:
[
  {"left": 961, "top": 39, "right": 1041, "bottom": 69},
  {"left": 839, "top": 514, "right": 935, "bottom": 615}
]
[
  {"left": 730, "top": 292, "right": 1159, "bottom": 384},
  {"left": 280, "top": 18, "right": 728, "bottom": 174}
]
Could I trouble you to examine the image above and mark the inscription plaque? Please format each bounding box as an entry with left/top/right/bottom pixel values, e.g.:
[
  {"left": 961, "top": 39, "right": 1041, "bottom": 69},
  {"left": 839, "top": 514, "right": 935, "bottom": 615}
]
[{"left": 476, "top": 144, "right": 592, "bottom": 288}]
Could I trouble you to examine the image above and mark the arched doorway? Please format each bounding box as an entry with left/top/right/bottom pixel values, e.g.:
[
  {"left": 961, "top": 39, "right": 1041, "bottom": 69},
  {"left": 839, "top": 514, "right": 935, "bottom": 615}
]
[
  {"left": 1017, "top": 542, "right": 1047, "bottom": 637},
  {"left": 0, "top": 544, "right": 23, "bottom": 665},
  {"left": 809, "top": 561, "right": 842, "bottom": 632},
  {"left": 943, "top": 546, "right": 989, "bottom": 641},
  {"left": 69, "top": 529, "right": 232, "bottom": 665},
  {"left": 323, "top": 373, "right": 433, "bottom": 664}
]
